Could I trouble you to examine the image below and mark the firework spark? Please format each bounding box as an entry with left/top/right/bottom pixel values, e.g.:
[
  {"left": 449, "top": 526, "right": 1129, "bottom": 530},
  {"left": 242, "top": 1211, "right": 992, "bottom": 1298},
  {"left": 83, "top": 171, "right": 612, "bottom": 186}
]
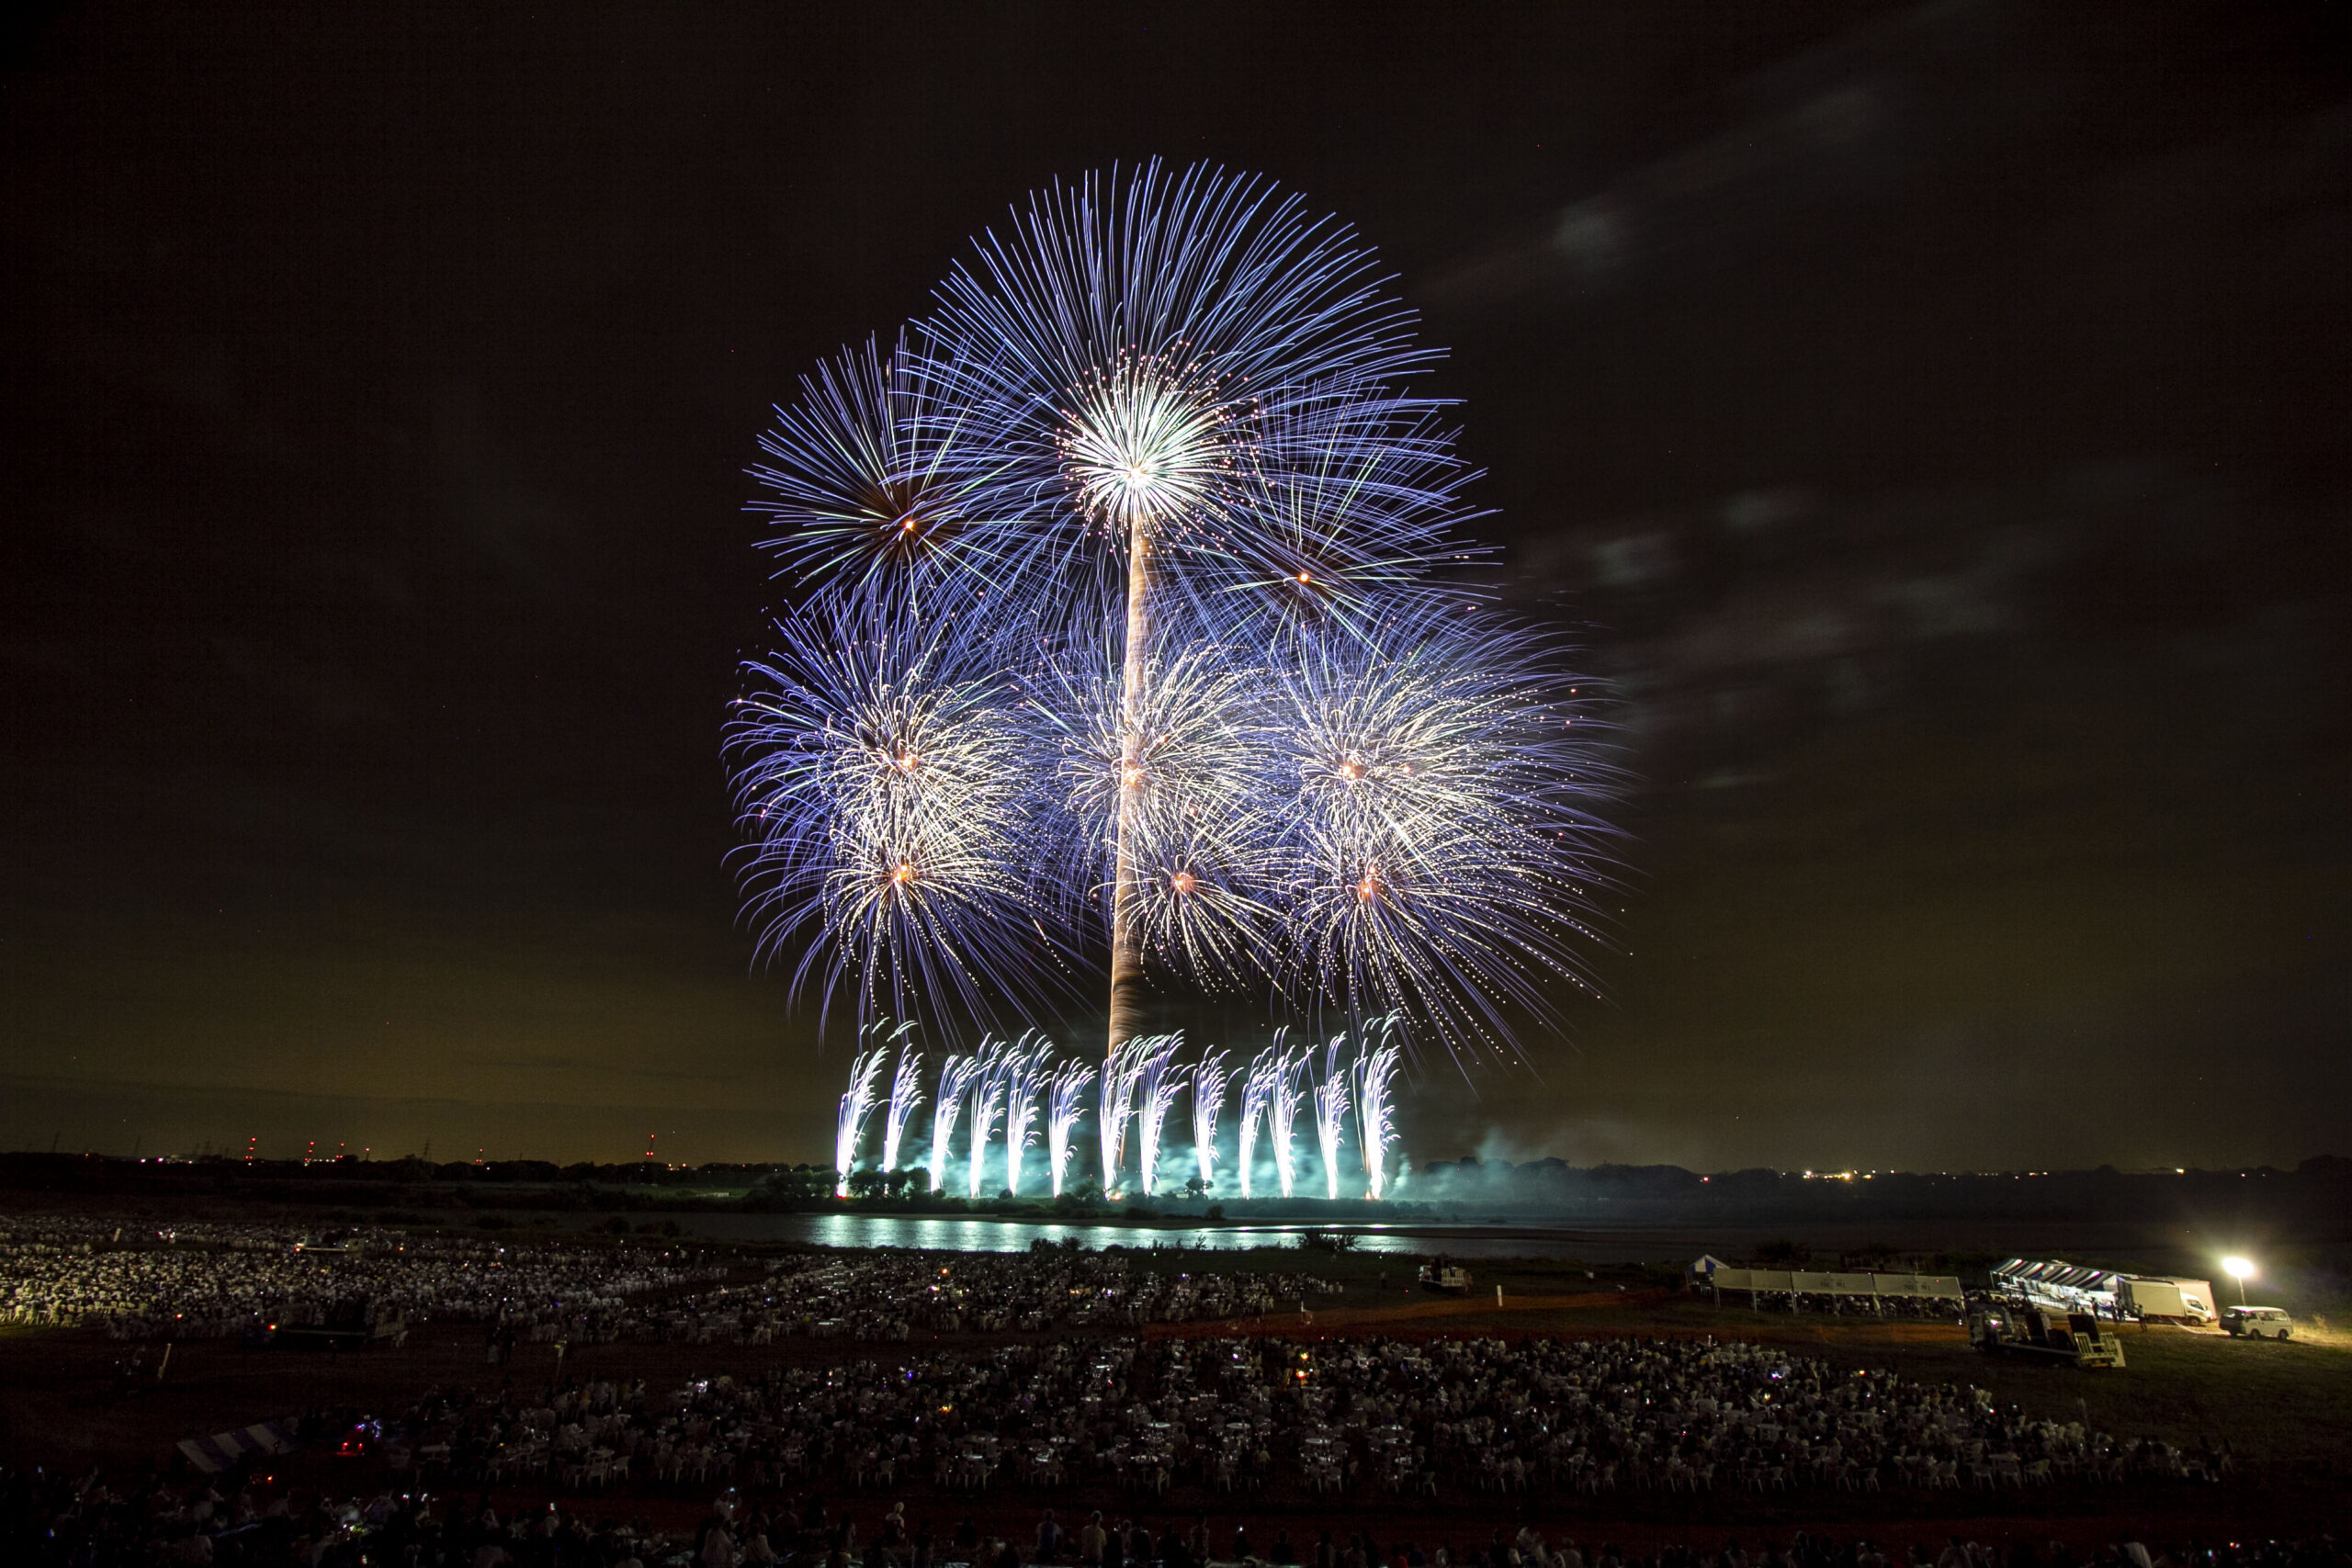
[
  {"left": 1237, "top": 1046, "right": 1278, "bottom": 1201},
  {"left": 749, "top": 332, "right": 1052, "bottom": 611},
  {"left": 1046, "top": 1057, "right": 1097, "bottom": 1197},
  {"left": 1020, "top": 619, "right": 1282, "bottom": 995},
  {"left": 928, "top": 1053, "right": 978, "bottom": 1195},
  {"left": 1133, "top": 1036, "right": 1187, "bottom": 1198},
  {"left": 1351, "top": 1026, "right": 1404, "bottom": 1201},
  {"left": 1001, "top": 1032, "right": 1054, "bottom": 1197},
  {"left": 879, "top": 1034, "right": 924, "bottom": 1177},
  {"left": 833, "top": 1043, "right": 890, "bottom": 1196},
  {"left": 967, "top": 1039, "right": 1014, "bottom": 1200},
  {"left": 1096, "top": 1037, "right": 1147, "bottom": 1194},
  {"left": 1275, "top": 602, "right": 1620, "bottom": 1059},
  {"left": 1312, "top": 1034, "right": 1351, "bottom": 1201},
  {"left": 728, "top": 594, "right": 1077, "bottom": 1046},
  {"left": 1267, "top": 1033, "right": 1309, "bottom": 1200},
  {"left": 1191, "top": 1049, "right": 1233, "bottom": 1192}
]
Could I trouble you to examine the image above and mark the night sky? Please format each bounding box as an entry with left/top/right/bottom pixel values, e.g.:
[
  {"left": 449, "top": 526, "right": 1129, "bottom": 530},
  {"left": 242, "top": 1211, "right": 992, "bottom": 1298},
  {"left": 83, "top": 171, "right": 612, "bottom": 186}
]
[{"left": 3, "top": 2, "right": 2346, "bottom": 1172}]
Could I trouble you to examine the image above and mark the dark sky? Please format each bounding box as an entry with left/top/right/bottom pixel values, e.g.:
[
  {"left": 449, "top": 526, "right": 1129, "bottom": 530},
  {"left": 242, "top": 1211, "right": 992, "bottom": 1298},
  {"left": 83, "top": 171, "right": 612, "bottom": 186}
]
[{"left": 3, "top": 1, "right": 2346, "bottom": 1172}]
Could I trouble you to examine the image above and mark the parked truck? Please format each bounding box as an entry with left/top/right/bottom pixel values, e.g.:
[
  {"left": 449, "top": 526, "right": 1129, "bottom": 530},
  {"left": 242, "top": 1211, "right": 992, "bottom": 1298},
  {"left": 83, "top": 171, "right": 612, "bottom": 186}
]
[
  {"left": 2119, "top": 1277, "right": 2216, "bottom": 1325},
  {"left": 1419, "top": 1259, "right": 1473, "bottom": 1293}
]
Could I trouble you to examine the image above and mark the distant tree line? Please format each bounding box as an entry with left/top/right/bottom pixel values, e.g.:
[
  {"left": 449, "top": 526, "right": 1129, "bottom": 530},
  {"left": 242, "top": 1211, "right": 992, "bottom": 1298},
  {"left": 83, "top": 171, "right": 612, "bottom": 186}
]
[
  {"left": 2, "top": 1150, "right": 2345, "bottom": 1231},
  {"left": 1401, "top": 1155, "right": 2352, "bottom": 1229}
]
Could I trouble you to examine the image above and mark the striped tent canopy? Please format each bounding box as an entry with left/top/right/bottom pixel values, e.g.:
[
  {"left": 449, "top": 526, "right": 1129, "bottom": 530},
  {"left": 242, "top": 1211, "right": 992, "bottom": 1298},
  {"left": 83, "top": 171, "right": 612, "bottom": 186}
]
[{"left": 178, "top": 1418, "right": 300, "bottom": 1475}]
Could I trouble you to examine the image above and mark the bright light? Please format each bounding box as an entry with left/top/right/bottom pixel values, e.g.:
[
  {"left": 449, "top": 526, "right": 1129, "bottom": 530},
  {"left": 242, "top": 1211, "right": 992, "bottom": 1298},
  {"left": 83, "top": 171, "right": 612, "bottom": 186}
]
[
  {"left": 1062, "top": 360, "right": 1225, "bottom": 533},
  {"left": 2222, "top": 1257, "right": 2253, "bottom": 1280}
]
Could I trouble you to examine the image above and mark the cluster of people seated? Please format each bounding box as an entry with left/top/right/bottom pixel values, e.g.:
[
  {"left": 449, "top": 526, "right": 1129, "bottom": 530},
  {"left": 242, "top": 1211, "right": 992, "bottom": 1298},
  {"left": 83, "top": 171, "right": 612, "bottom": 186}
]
[
  {"left": 385, "top": 1332, "right": 2202, "bottom": 1505},
  {"left": 0, "top": 1215, "right": 724, "bottom": 1341},
  {"left": 0, "top": 1466, "right": 2324, "bottom": 1568},
  {"left": 736, "top": 1251, "right": 1344, "bottom": 1345},
  {"left": 0, "top": 1215, "right": 1347, "bottom": 1351},
  {"left": 1757, "top": 1293, "right": 1960, "bottom": 1323}
]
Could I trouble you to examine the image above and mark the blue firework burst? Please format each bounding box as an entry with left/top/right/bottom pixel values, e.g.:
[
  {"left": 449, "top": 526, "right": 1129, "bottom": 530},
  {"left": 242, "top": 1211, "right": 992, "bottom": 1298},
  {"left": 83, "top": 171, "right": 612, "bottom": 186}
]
[{"left": 732, "top": 158, "right": 1622, "bottom": 1068}]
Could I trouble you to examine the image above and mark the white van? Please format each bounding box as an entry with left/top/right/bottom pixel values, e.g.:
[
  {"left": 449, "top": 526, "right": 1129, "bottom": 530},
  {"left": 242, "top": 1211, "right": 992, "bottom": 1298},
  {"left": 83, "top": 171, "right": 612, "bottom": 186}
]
[{"left": 2220, "top": 1305, "right": 2294, "bottom": 1340}]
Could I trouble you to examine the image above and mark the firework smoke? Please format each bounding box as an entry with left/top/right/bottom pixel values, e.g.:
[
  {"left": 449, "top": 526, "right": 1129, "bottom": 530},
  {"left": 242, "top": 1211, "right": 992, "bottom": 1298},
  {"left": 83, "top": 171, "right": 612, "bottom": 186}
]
[
  {"left": 1312, "top": 1034, "right": 1351, "bottom": 1201},
  {"left": 928, "top": 1053, "right": 978, "bottom": 1195},
  {"left": 1192, "top": 1049, "right": 1233, "bottom": 1192},
  {"left": 1046, "top": 1057, "right": 1096, "bottom": 1197},
  {"left": 833, "top": 1044, "right": 889, "bottom": 1196}
]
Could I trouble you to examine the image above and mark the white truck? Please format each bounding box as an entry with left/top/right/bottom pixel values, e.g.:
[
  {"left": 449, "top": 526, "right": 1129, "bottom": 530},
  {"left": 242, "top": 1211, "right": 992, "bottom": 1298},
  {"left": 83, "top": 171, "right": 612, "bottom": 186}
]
[{"left": 2118, "top": 1277, "right": 2217, "bottom": 1325}]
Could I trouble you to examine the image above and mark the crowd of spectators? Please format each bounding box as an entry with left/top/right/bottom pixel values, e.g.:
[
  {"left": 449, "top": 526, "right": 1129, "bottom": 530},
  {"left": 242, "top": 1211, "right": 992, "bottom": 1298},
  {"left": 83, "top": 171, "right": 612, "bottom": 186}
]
[
  {"left": 0, "top": 1464, "right": 2327, "bottom": 1568},
  {"left": 500, "top": 1250, "right": 1340, "bottom": 1350},
  {"left": 0, "top": 1219, "right": 1342, "bottom": 1348},
  {"left": 377, "top": 1333, "right": 2215, "bottom": 1503},
  {"left": 0, "top": 1217, "right": 724, "bottom": 1341},
  {"left": 736, "top": 1252, "right": 1341, "bottom": 1343}
]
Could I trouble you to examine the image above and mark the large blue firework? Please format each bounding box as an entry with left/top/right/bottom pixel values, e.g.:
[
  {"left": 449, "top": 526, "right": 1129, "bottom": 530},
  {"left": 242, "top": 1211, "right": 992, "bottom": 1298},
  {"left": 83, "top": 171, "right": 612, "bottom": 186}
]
[
  {"left": 921, "top": 162, "right": 1453, "bottom": 558},
  {"left": 1272, "top": 603, "right": 1621, "bottom": 1056},
  {"left": 730, "top": 158, "right": 1621, "bottom": 1068},
  {"left": 725, "top": 592, "right": 1078, "bottom": 1038},
  {"left": 748, "top": 333, "right": 1053, "bottom": 614}
]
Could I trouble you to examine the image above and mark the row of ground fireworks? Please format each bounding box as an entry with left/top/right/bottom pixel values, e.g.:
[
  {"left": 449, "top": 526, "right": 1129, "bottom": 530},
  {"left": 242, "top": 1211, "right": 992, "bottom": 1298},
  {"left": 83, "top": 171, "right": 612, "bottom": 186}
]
[{"left": 833, "top": 1023, "right": 1403, "bottom": 1201}]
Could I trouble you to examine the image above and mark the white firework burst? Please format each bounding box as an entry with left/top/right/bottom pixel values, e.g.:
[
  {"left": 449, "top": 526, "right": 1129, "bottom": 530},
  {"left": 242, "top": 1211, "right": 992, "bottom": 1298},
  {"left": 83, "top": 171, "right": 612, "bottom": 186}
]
[
  {"left": 1059, "top": 355, "right": 1232, "bottom": 536},
  {"left": 1276, "top": 605, "right": 1620, "bottom": 1060},
  {"left": 729, "top": 594, "right": 1074, "bottom": 1045}
]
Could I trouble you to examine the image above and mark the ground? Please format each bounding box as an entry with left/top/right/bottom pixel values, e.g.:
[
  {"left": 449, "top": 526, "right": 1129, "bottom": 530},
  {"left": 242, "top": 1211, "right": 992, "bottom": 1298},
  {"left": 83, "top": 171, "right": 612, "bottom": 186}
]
[{"left": 4, "top": 1240, "right": 2348, "bottom": 1549}]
